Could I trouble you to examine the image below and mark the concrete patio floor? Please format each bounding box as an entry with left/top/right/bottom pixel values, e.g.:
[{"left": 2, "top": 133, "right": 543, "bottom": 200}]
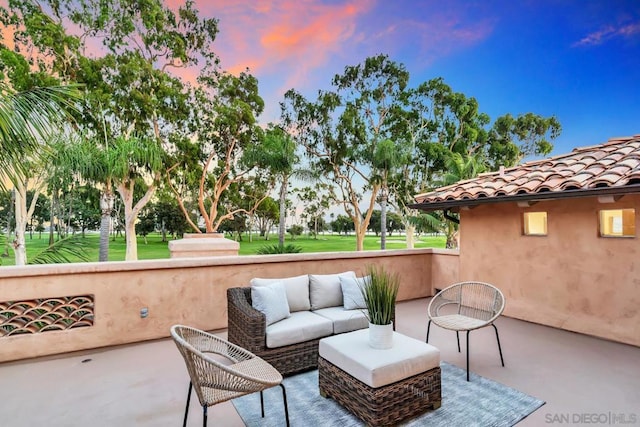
[{"left": 1, "top": 298, "right": 638, "bottom": 426}]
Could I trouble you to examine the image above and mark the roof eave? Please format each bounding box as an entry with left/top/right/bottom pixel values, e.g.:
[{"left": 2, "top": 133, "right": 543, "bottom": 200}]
[{"left": 409, "top": 184, "right": 640, "bottom": 212}]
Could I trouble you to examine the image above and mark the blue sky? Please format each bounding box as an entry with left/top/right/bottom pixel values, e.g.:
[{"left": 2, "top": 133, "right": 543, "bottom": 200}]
[{"left": 197, "top": 0, "right": 640, "bottom": 158}]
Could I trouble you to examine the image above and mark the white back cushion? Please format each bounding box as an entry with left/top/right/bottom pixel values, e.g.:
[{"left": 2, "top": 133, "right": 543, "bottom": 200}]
[
  {"left": 250, "top": 274, "right": 310, "bottom": 312},
  {"left": 309, "top": 271, "right": 356, "bottom": 310},
  {"left": 340, "top": 275, "right": 370, "bottom": 310},
  {"left": 251, "top": 281, "right": 290, "bottom": 326}
]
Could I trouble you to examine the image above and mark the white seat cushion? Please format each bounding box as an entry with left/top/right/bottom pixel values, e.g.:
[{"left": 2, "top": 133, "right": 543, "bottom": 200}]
[
  {"left": 319, "top": 329, "right": 440, "bottom": 388},
  {"left": 251, "top": 274, "right": 310, "bottom": 312},
  {"left": 309, "top": 271, "right": 356, "bottom": 310},
  {"left": 431, "top": 314, "right": 487, "bottom": 331},
  {"left": 266, "top": 311, "right": 333, "bottom": 348},
  {"left": 313, "top": 307, "right": 369, "bottom": 334}
]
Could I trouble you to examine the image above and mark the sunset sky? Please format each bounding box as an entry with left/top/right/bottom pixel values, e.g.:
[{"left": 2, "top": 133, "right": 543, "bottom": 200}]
[{"left": 190, "top": 0, "right": 639, "bottom": 158}]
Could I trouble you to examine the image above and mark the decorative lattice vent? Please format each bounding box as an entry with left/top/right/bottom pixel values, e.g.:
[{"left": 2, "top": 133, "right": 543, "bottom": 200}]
[{"left": 0, "top": 295, "right": 94, "bottom": 337}]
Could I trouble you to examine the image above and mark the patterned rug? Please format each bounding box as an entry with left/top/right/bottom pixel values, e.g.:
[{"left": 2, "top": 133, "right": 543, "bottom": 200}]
[{"left": 232, "top": 362, "right": 545, "bottom": 427}]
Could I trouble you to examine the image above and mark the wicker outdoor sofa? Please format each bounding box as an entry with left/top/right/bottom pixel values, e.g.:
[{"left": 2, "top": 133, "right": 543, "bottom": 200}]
[{"left": 227, "top": 271, "right": 393, "bottom": 376}]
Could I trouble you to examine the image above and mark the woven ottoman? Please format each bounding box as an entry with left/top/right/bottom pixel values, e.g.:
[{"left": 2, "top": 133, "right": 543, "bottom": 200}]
[{"left": 318, "top": 329, "right": 441, "bottom": 426}]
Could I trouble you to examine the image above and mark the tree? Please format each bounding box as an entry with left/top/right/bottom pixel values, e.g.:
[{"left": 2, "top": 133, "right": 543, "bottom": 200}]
[
  {"left": 0, "top": 53, "right": 80, "bottom": 264},
  {"left": 167, "top": 71, "right": 271, "bottom": 234},
  {"left": 246, "top": 125, "right": 306, "bottom": 247},
  {"left": 0, "top": 190, "right": 15, "bottom": 258},
  {"left": 56, "top": 134, "right": 163, "bottom": 260},
  {"left": 218, "top": 213, "right": 247, "bottom": 241},
  {"left": 283, "top": 55, "right": 410, "bottom": 251},
  {"left": 0, "top": 39, "right": 81, "bottom": 265},
  {"left": 488, "top": 113, "right": 561, "bottom": 168},
  {"left": 436, "top": 151, "right": 488, "bottom": 248},
  {"left": 0, "top": 83, "right": 79, "bottom": 189},
  {"left": 3, "top": 0, "right": 219, "bottom": 261},
  {"left": 254, "top": 197, "right": 279, "bottom": 239},
  {"left": 287, "top": 224, "right": 303, "bottom": 240},
  {"left": 388, "top": 77, "right": 561, "bottom": 249},
  {"left": 153, "top": 191, "right": 192, "bottom": 241},
  {"left": 387, "top": 212, "right": 404, "bottom": 236},
  {"left": 330, "top": 214, "right": 355, "bottom": 236},
  {"left": 136, "top": 207, "right": 156, "bottom": 245},
  {"left": 372, "top": 138, "right": 407, "bottom": 249},
  {"left": 235, "top": 175, "right": 271, "bottom": 242},
  {"left": 112, "top": 137, "right": 164, "bottom": 260},
  {"left": 295, "top": 183, "right": 334, "bottom": 239}
]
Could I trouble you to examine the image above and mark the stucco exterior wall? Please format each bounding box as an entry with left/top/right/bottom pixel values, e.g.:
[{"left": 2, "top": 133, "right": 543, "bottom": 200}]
[
  {"left": 459, "top": 195, "right": 640, "bottom": 347},
  {"left": 428, "top": 249, "right": 460, "bottom": 293},
  {"left": 0, "top": 249, "right": 444, "bottom": 363}
]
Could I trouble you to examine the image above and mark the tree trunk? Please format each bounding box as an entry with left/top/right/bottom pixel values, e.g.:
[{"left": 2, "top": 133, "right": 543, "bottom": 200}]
[
  {"left": 124, "top": 218, "right": 138, "bottom": 260},
  {"left": 13, "top": 188, "right": 27, "bottom": 266},
  {"left": 99, "top": 192, "right": 113, "bottom": 262},
  {"left": 405, "top": 223, "right": 415, "bottom": 249},
  {"left": 48, "top": 193, "right": 55, "bottom": 246},
  {"left": 278, "top": 175, "right": 288, "bottom": 247},
  {"left": 2, "top": 189, "right": 14, "bottom": 258},
  {"left": 380, "top": 190, "right": 387, "bottom": 250},
  {"left": 354, "top": 218, "right": 368, "bottom": 251},
  {"left": 12, "top": 178, "right": 41, "bottom": 265},
  {"left": 118, "top": 180, "right": 156, "bottom": 261},
  {"left": 314, "top": 217, "right": 318, "bottom": 239},
  {"left": 445, "top": 222, "right": 458, "bottom": 249}
]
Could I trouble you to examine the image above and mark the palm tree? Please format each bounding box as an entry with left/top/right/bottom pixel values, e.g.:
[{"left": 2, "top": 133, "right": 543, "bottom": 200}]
[
  {"left": 0, "top": 84, "right": 80, "bottom": 264},
  {"left": 56, "top": 134, "right": 163, "bottom": 261},
  {"left": 0, "top": 85, "right": 80, "bottom": 189},
  {"left": 372, "top": 139, "right": 407, "bottom": 250},
  {"left": 439, "top": 151, "right": 487, "bottom": 248},
  {"left": 247, "top": 126, "right": 313, "bottom": 248},
  {"left": 54, "top": 137, "right": 113, "bottom": 262},
  {"left": 441, "top": 151, "right": 487, "bottom": 185}
]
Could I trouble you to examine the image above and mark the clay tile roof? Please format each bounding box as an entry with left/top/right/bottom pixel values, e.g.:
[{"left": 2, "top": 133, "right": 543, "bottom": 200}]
[{"left": 413, "top": 134, "right": 640, "bottom": 210}]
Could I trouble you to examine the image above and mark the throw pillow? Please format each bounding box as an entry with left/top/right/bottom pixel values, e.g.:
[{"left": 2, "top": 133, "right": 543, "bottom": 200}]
[
  {"left": 250, "top": 275, "right": 310, "bottom": 312},
  {"left": 251, "top": 281, "right": 291, "bottom": 326},
  {"left": 340, "top": 275, "right": 370, "bottom": 310},
  {"left": 309, "top": 271, "right": 356, "bottom": 310}
]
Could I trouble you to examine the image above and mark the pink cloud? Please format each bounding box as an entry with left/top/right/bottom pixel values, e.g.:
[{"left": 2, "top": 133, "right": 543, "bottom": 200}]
[
  {"left": 573, "top": 22, "right": 640, "bottom": 47},
  {"left": 203, "top": 0, "right": 373, "bottom": 91}
]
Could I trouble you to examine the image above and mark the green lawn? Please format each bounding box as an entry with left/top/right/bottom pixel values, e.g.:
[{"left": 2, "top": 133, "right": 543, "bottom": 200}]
[{"left": 0, "top": 232, "right": 446, "bottom": 266}]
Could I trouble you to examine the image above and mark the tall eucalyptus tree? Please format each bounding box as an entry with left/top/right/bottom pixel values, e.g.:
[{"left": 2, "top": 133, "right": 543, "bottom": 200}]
[
  {"left": 283, "top": 55, "right": 410, "bottom": 251},
  {"left": 166, "top": 71, "right": 271, "bottom": 233}
]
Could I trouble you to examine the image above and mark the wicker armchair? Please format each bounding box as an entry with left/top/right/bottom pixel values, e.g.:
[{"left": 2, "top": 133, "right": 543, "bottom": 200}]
[
  {"left": 170, "top": 325, "right": 289, "bottom": 427},
  {"left": 426, "top": 281, "right": 505, "bottom": 381}
]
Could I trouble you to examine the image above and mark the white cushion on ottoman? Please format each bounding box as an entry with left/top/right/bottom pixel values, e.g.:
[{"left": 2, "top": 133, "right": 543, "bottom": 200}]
[
  {"left": 319, "top": 329, "right": 440, "bottom": 388},
  {"left": 312, "top": 307, "right": 369, "bottom": 334},
  {"left": 266, "top": 311, "right": 333, "bottom": 348}
]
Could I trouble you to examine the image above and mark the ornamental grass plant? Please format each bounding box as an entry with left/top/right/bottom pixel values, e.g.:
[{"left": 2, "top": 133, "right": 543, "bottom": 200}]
[{"left": 361, "top": 265, "right": 399, "bottom": 325}]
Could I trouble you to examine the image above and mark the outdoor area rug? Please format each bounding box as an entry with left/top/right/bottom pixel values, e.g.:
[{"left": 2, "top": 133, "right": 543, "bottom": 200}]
[{"left": 232, "top": 362, "right": 545, "bottom": 426}]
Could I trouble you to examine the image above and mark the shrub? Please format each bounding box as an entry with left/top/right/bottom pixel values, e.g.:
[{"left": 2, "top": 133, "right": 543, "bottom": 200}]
[{"left": 256, "top": 244, "right": 303, "bottom": 254}]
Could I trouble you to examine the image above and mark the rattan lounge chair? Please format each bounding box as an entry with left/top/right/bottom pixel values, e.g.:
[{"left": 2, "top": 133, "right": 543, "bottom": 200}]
[
  {"left": 426, "top": 281, "right": 505, "bottom": 381},
  {"left": 170, "top": 325, "right": 289, "bottom": 427}
]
